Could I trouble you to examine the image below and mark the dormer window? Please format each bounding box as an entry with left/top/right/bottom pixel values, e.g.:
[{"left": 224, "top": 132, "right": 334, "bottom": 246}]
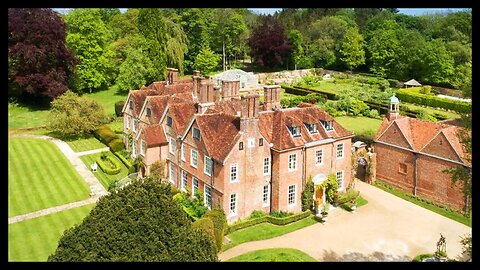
[
  {"left": 193, "top": 128, "right": 201, "bottom": 140},
  {"left": 305, "top": 123, "right": 318, "bottom": 134},
  {"left": 167, "top": 115, "right": 172, "bottom": 127},
  {"left": 288, "top": 126, "right": 301, "bottom": 137},
  {"left": 321, "top": 120, "right": 334, "bottom": 131},
  {"left": 146, "top": 107, "right": 151, "bottom": 117}
]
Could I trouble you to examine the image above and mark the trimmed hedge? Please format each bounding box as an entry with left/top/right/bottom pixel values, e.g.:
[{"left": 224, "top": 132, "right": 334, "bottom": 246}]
[
  {"left": 113, "top": 150, "right": 133, "bottom": 169},
  {"left": 203, "top": 208, "right": 227, "bottom": 252},
  {"left": 227, "top": 210, "right": 311, "bottom": 234},
  {"left": 108, "top": 138, "right": 124, "bottom": 152},
  {"left": 96, "top": 154, "right": 122, "bottom": 175},
  {"left": 192, "top": 218, "right": 217, "bottom": 252},
  {"left": 94, "top": 125, "right": 119, "bottom": 145},
  {"left": 115, "top": 100, "right": 125, "bottom": 117},
  {"left": 396, "top": 89, "right": 471, "bottom": 113}
]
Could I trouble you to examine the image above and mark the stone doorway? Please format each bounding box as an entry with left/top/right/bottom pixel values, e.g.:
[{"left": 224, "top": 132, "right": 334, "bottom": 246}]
[{"left": 356, "top": 157, "right": 367, "bottom": 182}]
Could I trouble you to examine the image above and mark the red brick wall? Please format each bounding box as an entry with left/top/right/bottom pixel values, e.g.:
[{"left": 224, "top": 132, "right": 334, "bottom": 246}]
[
  {"left": 271, "top": 149, "right": 303, "bottom": 213},
  {"left": 375, "top": 143, "right": 415, "bottom": 192},
  {"left": 421, "top": 132, "right": 462, "bottom": 162},
  {"left": 377, "top": 122, "right": 412, "bottom": 150}
]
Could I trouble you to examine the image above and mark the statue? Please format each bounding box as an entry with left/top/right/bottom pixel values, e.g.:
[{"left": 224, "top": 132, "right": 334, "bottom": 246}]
[{"left": 435, "top": 233, "right": 447, "bottom": 260}]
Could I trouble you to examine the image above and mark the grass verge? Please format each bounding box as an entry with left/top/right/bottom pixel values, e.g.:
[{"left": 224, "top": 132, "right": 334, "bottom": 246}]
[{"left": 227, "top": 248, "right": 317, "bottom": 262}]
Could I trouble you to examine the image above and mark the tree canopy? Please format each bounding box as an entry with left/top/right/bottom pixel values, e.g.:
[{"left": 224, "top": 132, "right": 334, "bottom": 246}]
[{"left": 48, "top": 177, "right": 218, "bottom": 262}]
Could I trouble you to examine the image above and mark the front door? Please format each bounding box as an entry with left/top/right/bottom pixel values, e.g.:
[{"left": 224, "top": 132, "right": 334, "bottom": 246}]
[{"left": 314, "top": 185, "right": 325, "bottom": 204}]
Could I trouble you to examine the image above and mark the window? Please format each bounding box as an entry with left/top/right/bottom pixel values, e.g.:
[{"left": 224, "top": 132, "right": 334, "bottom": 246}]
[
  {"left": 288, "top": 185, "right": 296, "bottom": 205},
  {"left": 190, "top": 149, "right": 198, "bottom": 168},
  {"left": 321, "top": 120, "right": 334, "bottom": 131},
  {"left": 336, "top": 143, "right": 344, "bottom": 159},
  {"left": 259, "top": 138, "right": 264, "bottom": 146},
  {"left": 263, "top": 185, "right": 270, "bottom": 206},
  {"left": 132, "top": 139, "right": 137, "bottom": 157},
  {"left": 133, "top": 119, "right": 138, "bottom": 132},
  {"left": 181, "top": 143, "right": 185, "bottom": 161},
  {"left": 169, "top": 138, "right": 175, "bottom": 154},
  {"left": 288, "top": 154, "right": 297, "bottom": 171},
  {"left": 169, "top": 162, "right": 175, "bottom": 184},
  {"left": 126, "top": 115, "right": 131, "bottom": 130},
  {"left": 263, "top": 157, "right": 270, "bottom": 175},
  {"left": 181, "top": 170, "right": 188, "bottom": 192},
  {"left": 140, "top": 139, "right": 146, "bottom": 156},
  {"left": 129, "top": 100, "right": 133, "bottom": 110},
  {"left": 193, "top": 127, "right": 201, "bottom": 140},
  {"left": 204, "top": 185, "right": 212, "bottom": 209},
  {"left": 146, "top": 107, "right": 151, "bottom": 117},
  {"left": 399, "top": 163, "right": 407, "bottom": 174},
  {"left": 230, "top": 163, "right": 238, "bottom": 182},
  {"left": 229, "top": 193, "right": 237, "bottom": 216},
  {"left": 192, "top": 177, "right": 199, "bottom": 196},
  {"left": 288, "top": 126, "right": 301, "bottom": 137},
  {"left": 248, "top": 138, "right": 255, "bottom": 148},
  {"left": 239, "top": 142, "right": 244, "bottom": 150},
  {"left": 166, "top": 115, "right": 172, "bottom": 127},
  {"left": 204, "top": 156, "right": 213, "bottom": 176},
  {"left": 336, "top": 171, "right": 344, "bottom": 191},
  {"left": 305, "top": 123, "right": 318, "bottom": 133},
  {"left": 315, "top": 149, "right": 323, "bottom": 165}
]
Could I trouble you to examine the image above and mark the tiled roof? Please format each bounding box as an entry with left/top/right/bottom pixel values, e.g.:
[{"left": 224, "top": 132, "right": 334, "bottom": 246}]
[
  {"left": 204, "top": 99, "right": 241, "bottom": 116},
  {"left": 195, "top": 112, "right": 241, "bottom": 162},
  {"left": 144, "top": 96, "right": 169, "bottom": 124},
  {"left": 168, "top": 101, "right": 197, "bottom": 136},
  {"left": 130, "top": 89, "right": 162, "bottom": 116},
  {"left": 142, "top": 124, "right": 167, "bottom": 147},
  {"left": 259, "top": 106, "right": 353, "bottom": 151}
]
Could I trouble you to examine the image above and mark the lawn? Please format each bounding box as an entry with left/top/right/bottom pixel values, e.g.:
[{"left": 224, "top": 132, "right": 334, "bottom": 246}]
[
  {"left": 107, "top": 116, "right": 124, "bottom": 134},
  {"left": 8, "top": 138, "right": 90, "bottom": 217},
  {"left": 83, "top": 88, "right": 127, "bottom": 117},
  {"left": 8, "top": 102, "right": 50, "bottom": 129},
  {"left": 222, "top": 216, "right": 317, "bottom": 251},
  {"left": 79, "top": 151, "right": 129, "bottom": 189},
  {"left": 65, "top": 136, "right": 106, "bottom": 153},
  {"left": 401, "top": 102, "right": 460, "bottom": 120},
  {"left": 8, "top": 203, "right": 95, "bottom": 262},
  {"left": 335, "top": 116, "right": 383, "bottom": 137},
  {"left": 373, "top": 180, "right": 471, "bottom": 227},
  {"left": 227, "top": 248, "right": 317, "bottom": 262}
]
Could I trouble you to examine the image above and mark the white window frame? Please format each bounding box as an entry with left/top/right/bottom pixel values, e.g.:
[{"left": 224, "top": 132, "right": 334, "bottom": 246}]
[
  {"left": 192, "top": 177, "right": 199, "bottom": 197},
  {"left": 190, "top": 149, "right": 198, "bottom": 168},
  {"left": 263, "top": 184, "right": 270, "bottom": 207},
  {"left": 263, "top": 157, "right": 270, "bottom": 175},
  {"left": 133, "top": 119, "right": 138, "bottom": 132},
  {"left": 336, "top": 143, "right": 344, "bottom": 159},
  {"left": 181, "top": 143, "right": 185, "bottom": 161},
  {"left": 193, "top": 127, "right": 201, "bottom": 140},
  {"left": 140, "top": 139, "right": 146, "bottom": 156},
  {"left": 229, "top": 193, "right": 237, "bottom": 216},
  {"left": 126, "top": 115, "right": 131, "bottom": 130},
  {"left": 315, "top": 149, "right": 323, "bottom": 166},
  {"left": 132, "top": 139, "right": 137, "bottom": 157},
  {"left": 181, "top": 170, "right": 188, "bottom": 192},
  {"left": 336, "top": 170, "right": 344, "bottom": 191},
  {"left": 288, "top": 184, "right": 296, "bottom": 206},
  {"left": 288, "top": 153, "right": 297, "bottom": 172},
  {"left": 169, "top": 138, "right": 175, "bottom": 155},
  {"left": 230, "top": 163, "right": 238, "bottom": 183},
  {"left": 204, "top": 156, "right": 212, "bottom": 176},
  {"left": 169, "top": 162, "right": 175, "bottom": 184},
  {"left": 204, "top": 185, "right": 212, "bottom": 210},
  {"left": 290, "top": 126, "right": 301, "bottom": 137}
]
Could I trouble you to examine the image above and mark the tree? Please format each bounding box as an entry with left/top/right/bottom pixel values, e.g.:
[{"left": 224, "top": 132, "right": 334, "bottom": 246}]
[
  {"left": 8, "top": 8, "right": 77, "bottom": 102},
  {"left": 115, "top": 45, "right": 155, "bottom": 92},
  {"left": 149, "top": 160, "right": 166, "bottom": 181},
  {"left": 248, "top": 15, "right": 292, "bottom": 68},
  {"left": 47, "top": 91, "right": 110, "bottom": 137},
  {"left": 301, "top": 175, "right": 314, "bottom": 211},
  {"left": 65, "top": 8, "right": 115, "bottom": 93},
  {"left": 193, "top": 47, "right": 221, "bottom": 74},
  {"left": 338, "top": 27, "right": 365, "bottom": 70},
  {"left": 366, "top": 19, "right": 400, "bottom": 77},
  {"left": 48, "top": 177, "right": 218, "bottom": 262},
  {"left": 288, "top": 30, "right": 304, "bottom": 70}
]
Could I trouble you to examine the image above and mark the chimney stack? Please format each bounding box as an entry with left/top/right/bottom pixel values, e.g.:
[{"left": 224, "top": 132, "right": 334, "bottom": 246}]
[
  {"left": 241, "top": 92, "right": 260, "bottom": 119},
  {"left": 263, "top": 85, "right": 281, "bottom": 111},
  {"left": 166, "top": 68, "right": 178, "bottom": 85},
  {"left": 222, "top": 80, "right": 241, "bottom": 101},
  {"left": 193, "top": 70, "right": 200, "bottom": 77},
  {"left": 198, "top": 78, "right": 215, "bottom": 113}
]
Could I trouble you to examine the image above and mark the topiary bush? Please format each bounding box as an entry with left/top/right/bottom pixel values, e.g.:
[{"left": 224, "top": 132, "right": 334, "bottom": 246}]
[
  {"left": 95, "top": 154, "right": 122, "bottom": 175},
  {"left": 301, "top": 176, "right": 314, "bottom": 211},
  {"left": 192, "top": 218, "right": 216, "bottom": 251},
  {"left": 108, "top": 138, "right": 125, "bottom": 152},
  {"left": 203, "top": 207, "right": 227, "bottom": 252},
  {"left": 115, "top": 100, "right": 125, "bottom": 117},
  {"left": 94, "top": 125, "right": 119, "bottom": 145},
  {"left": 249, "top": 210, "right": 267, "bottom": 219},
  {"left": 270, "top": 211, "right": 292, "bottom": 218}
]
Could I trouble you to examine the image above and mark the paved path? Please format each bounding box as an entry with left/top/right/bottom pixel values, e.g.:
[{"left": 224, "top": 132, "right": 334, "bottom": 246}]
[
  {"left": 9, "top": 134, "right": 108, "bottom": 224},
  {"left": 219, "top": 181, "right": 471, "bottom": 262},
  {"left": 76, "top": 147, "right": 110, "bottom": 156}
]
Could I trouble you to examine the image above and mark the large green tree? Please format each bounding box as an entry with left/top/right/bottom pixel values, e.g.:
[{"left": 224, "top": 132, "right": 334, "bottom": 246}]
[
  {"left": 65, "top": 8, "right": 115, "bottom": 93},
  {"left": 288, "top": 30, "right": 304, "bottom": 70},
  {"left": 366, "top": 19, "right": 399, "bottom": 77},
  {"left": 48, "top": 177, "right": 218, "bottom": 262},
  {"left": 194, "top": 47, "right": 221, "bottom": 74},
  {"left": 338, "top": 27, "right": 365, "bottom": 70}
]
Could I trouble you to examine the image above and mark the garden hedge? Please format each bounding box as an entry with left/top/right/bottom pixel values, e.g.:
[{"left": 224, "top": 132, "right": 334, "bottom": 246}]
[
  {"left": 396, "top": 89, "right": 471, "bottom": 113},
  {"left": 95, "top": 154, "right": 122, "bottom": 175},
  {"left": 115, "top": 100, "right": 125, "bottom": 117},
  {"left": 203, "top": 208, "right": 228, "bottom": 252},
  {"left": 94, "top": 125, "right": 119, "bottom": 145},
  {"left": 112, "top": 150, "right": 133, "bottom": 169},
  {"left": 192, "top": 218, "right": 217, "bottom": 251},
  {"left": 108, "top": 138, "right": 124, "bottom": 152},
  {"left": 226, "top": 210, "right": 311, "bottom": 234}
]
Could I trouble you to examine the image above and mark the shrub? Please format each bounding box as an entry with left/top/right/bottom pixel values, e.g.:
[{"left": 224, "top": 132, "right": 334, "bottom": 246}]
[
  {"left": 192, "top": 218, "right": 217, "bottom": 251},
  {"left": 227, "top": 216, "right": 268, "bottom": 234},
  {"left": 387, "top": 79, "right": 399, "bottom": 88},
  {"left": 270, "top": 211, "right": 292, "bottom": 218},
  {"left": 108, "top": 138, "right": 124, "bottom": 152},
  {"left": 420, "top": 85, "right": 432, "bottom": 95},
  {"left": 396, "top": 88, "right": 471, "bottom": 113},
  {"left": 95, "top": 154, "right": 121, "bottom": 175},
  {"left": 113, "top": 150, "right": 133, "bottom": 169},
  {"left": 267, "top": 210, "right": 311, "bottom": 225},
  {"left": 114, "top": 100, "right": 125, "bottom": 117},
  {"left": 301, "top": 176, "right": 314, "bottom": 211},
  {"left": 322, "top": 174, "right": 339, "bottom": 204},
  {"left": 412, "top": 253, "right": 435, "bottom": 262},
  {"left": 249, "top": 210, "right": 267, "bottom": 219},
  {"left": 335, "top": 189, "right": 360, "bottom": 205},
  {"left": 368, "top": 109, "right": 379, "bottom": 118},
  {"left": 417, "top": 110, "right": 437, "bottom": 122},
  {"left": 203, "top": 208, "right": 228, "bottom": 252},
  {"left": 94, "top": 125, "right": 119, "bottom": 145}
]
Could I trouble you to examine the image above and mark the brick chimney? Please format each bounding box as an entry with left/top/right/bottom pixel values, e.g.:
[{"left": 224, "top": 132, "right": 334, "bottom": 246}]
[
  {"left": 193, "top": 70, "right": 201, "bottom": 77},
  {"left": 222, "top": 80, "right": 240, "bottom": 101},
  {"left": 241, "top": 92, "right": 260, "bottom": 119},
  {"left": 198, "top": 77, "right": 215, "bottom": 113},
  {"left": 263, "top": 85, "right": 281, "bottom": 111},
  {"left": 166, "top": 68, "right": 178, "bottom": 85},
  {"left": 192, "top": 74, "right": 202, "bottom": 98}
]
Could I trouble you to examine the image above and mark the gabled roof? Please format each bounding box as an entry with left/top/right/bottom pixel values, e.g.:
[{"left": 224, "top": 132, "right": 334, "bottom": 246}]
[
  {"left": 404, "top": 79, "right": 422, "bottom": 86},
  {"left": 195, "top": 112, "right": 241, "bottom": 162},
  {"left": 141, "top": 124, "right": 167, "bottom": 147},
  {"left": 129, "top": 89, "right": 162, "bottom": 116},
  {"left": 140, "top": 96, "right": 169, "bottom": 124},
  {"left": 259, "top": 105, "right": 353, "bottom": 151},
  {"left": 204, "top": 99, "right": 241, "bottom": 116},
  {"left": 168, "top": 101, "right": 197, "bottom": 136}
]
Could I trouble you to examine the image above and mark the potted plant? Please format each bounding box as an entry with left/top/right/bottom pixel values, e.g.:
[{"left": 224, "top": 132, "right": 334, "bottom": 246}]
[
  {"left": 321, "top": 203, "right": 329, "bottom": 221},
  {"left": 314, "top": 200, "right": 320, "bottom": 216},
  {"left": 350, "top": 199, "right": 357, "bottom": 211}
]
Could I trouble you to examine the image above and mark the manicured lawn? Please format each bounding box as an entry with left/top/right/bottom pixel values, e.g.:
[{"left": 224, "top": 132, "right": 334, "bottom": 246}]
[
  {"left": 107, "top": 116, "right": 124, "bottom": 134},
  {"left": 227, "top": 248, "right": 317, "bottom": 262},
  {"left": 335, "top": 116, "right": 383, "bottom": 137},
  {"left": 222, "top": 216, "right": 317, "bottom": 251},
  {"left": 373, "top": 180, "right": 471, "bottom": 227},
  {"left": 8, "top": 138, "right": 90, "bottom": 217},
  {"left": 79, "top": 151, "right": 129, "bottom": 189},
  {"left": 66, "top": 136, "right": 106, "bottom": 153},
  {"left": 8, "top": 204, "right": 95, "bottom": 262},
  {"left": 401, "top": 102, "right": 460, "bottom": 119},
  {"left": 8, "top": 102, "right": 49, "bottom": 129},
  {"left": 83, "top": 89, "right": 127, "bottom": 117}
]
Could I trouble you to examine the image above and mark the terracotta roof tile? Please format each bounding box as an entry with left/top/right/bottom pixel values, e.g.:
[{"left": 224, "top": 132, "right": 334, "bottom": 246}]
[
  {"left": 130, "top": 89, "right": 163, "bottom": 116},
  {"left": 142, "top": 124, "right": 167, "bottom": 147},
  {"left": 168, "top": 101, "right": 196, "bottom": 135},
  {"left": 204, "top": 99, "right": 241, "bottom": 116},
  {"left": 195, "top": 113, "right": 240, "bottom": 161},
  {"left": 144, "top": 96, "right": 169, "bottom": 124}
]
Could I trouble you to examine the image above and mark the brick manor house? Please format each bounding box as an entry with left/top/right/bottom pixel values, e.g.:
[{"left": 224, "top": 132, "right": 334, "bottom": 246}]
[
  {"left": 122, "top": 68, "right": 354, "bottom": 223},
  {"left": 374, "top": 96, "right": 471, "bottom": 211}
]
